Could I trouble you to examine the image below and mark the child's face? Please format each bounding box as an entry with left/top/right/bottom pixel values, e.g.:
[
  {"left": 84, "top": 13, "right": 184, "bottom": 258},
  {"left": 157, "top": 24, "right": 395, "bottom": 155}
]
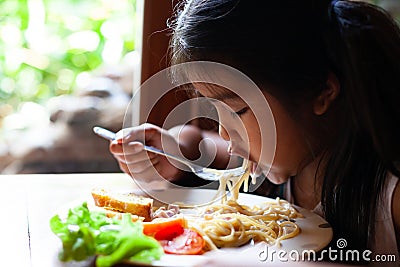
[{"left": 194, "top": 83, "right": 311, "bottom": 184}]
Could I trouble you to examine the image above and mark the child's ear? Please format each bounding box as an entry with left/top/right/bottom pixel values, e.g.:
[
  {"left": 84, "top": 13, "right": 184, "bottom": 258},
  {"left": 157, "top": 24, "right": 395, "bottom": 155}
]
[{"left": 313, "top": 72, "right": 340, "bottom": 115}]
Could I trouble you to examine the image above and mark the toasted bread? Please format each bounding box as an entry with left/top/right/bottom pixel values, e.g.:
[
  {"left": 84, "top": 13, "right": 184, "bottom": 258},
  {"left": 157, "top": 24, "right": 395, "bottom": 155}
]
[{"left": 91, "top": 188, "right": 153, "bottom": 221}]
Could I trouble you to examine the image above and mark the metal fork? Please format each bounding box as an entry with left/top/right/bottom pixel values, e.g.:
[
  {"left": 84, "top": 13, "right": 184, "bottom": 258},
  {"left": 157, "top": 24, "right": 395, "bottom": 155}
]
[{"left": 93, "top": 126, "right": 246, "bottom": 181}]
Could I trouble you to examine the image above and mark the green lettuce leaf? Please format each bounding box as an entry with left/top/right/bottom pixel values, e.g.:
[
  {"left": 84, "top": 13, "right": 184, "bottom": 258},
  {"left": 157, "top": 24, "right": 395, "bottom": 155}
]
[{"left": 50, "top": 202, "right": 163, "bottom": 266}]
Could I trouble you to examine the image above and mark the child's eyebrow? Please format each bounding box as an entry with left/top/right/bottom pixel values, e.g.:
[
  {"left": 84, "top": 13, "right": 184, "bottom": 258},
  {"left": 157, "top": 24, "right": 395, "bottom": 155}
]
[{"left": 206, "top": 92, "right": 239, "bottom": 102}]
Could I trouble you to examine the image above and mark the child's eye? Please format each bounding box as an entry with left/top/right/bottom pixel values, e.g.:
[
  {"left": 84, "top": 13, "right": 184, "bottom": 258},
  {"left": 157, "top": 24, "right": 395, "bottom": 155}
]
[{"left": 234, "top": 107, "right": 248, "bottom": 116}]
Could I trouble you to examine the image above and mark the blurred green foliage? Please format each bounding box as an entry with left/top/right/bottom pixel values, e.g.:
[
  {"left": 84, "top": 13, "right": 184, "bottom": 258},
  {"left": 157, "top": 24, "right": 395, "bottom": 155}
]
[
  {"left": 0, "top": 0, "right": 398, "bottom": 122},
  {"left": 0, "top": 0, "right": 136, "bottom": 112}
]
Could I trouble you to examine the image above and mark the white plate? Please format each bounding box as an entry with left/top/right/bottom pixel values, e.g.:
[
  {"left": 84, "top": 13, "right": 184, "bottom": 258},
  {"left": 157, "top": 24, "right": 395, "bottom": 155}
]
[
  {"left": 59, "top": 188, "right": 333, "bottom": 267},
  {"left": 153, "top": 189, "right": 331, "bottom": 246}
]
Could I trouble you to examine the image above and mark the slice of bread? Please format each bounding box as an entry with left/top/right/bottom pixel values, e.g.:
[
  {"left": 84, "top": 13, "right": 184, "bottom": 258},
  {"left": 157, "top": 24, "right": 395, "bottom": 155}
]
[{"left": 91, "top": 188, "right": 153, "bottom": 221}]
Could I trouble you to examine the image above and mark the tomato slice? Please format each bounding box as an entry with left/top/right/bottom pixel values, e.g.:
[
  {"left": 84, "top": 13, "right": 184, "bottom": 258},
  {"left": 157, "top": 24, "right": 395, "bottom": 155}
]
[
  {"left": 160, "top": 229, "right": 204, "bottom": 255},
  {"left": 142, "top": 217, "right": 186, "bottom": 239},
  {"left": 154, "top": 223, "right": 184, "bottom": 240}
]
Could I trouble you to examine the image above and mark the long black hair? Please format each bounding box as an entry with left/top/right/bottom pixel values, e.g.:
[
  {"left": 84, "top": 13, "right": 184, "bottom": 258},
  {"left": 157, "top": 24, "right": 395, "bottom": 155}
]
[{"left": 168, "top": 0, "right": 400, "bottom": 259}]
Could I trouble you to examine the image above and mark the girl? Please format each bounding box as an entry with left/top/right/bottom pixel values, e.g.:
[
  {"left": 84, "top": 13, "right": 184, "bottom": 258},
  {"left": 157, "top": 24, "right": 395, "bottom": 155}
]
[{"left": 110, "top": 0, "right": 400, "bottom": 264}]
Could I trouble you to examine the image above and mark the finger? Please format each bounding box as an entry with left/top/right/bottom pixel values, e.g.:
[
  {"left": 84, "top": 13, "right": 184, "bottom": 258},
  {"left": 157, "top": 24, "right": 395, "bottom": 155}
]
[
  {"left": 109, "top": 141, "right": 123, "bottom": 154},
  {"left": 123, "top": 141, "right": 145, "bottom": 155},
  {"left": 113, "top": 149, "right": 158, "bottom": 165},
  {"left": 110, "top": 141, "right": 144, "bottom": 156},
  {"left": 117, "top": 158, "right": 160, "bottom": 181},
  {"left": 129, "top": 161, "right": 165, "bottom": 182},
  {"left": 125, "top": 155, "right": 160, "bottom": 174},
  {"left": 114, "top": 127, "right": 134, "bottom": 142},
  {"left": 118, "top": 161, "right": 130, "bottom": 175},
  {"left": 114, "top": 124, "right": 160, "bottom": 143}
]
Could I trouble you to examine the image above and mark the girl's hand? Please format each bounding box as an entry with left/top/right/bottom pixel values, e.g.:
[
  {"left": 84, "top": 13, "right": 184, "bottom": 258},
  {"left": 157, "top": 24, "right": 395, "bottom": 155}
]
[{"left": 109, "top": 123, "right": 184, "bottom": 182}]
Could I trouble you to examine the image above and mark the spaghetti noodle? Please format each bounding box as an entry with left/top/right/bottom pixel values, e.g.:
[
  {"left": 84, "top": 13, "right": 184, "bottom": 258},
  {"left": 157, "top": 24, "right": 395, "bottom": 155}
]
[
  {"left": 215, "top": 159, "right": 252, "bottom": 202},
  {"left": 187, "top": 160, "right": 302, "bottom": 250}
]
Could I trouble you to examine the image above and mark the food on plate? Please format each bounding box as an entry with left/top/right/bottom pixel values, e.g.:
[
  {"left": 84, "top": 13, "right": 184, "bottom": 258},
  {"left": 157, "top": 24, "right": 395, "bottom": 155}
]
[
  {"left": 90, "top": 189, "right": 204, "bottom": 256},
  {"left": 160, "top": 228, "right": 205, "bottom": 255},
  {"left": 188, "top": 198, "right": 302, "bottom": 250},
  {"left": 196, "top": 159, "right": 302, "bottom": 250},
  {"left": 152, "top": 204, "right": 180, "bottom": 218},
  {"left": 91, "top": 188, "right": 153, "bottom": 221},
  {"left": 143, "top": 217, "right": 186, "bottom": 239},
  {"left": 49, "top": 202, "right": 163, "bottom": 267},
  {"left": 95, "top": 207, "right": 145, "bottom": 222},
  {"left": 89, "top": 165, "right": 302, "bottom": 252},
  {"left": 51, "top": 162, "right": 302, "bottom": 266}
]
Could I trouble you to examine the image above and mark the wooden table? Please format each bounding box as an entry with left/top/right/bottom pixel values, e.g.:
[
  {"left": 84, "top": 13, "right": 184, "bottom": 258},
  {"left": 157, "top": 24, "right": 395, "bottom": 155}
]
[{"left": 0, "top": 173, "right": 150, "bottom": 267}]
